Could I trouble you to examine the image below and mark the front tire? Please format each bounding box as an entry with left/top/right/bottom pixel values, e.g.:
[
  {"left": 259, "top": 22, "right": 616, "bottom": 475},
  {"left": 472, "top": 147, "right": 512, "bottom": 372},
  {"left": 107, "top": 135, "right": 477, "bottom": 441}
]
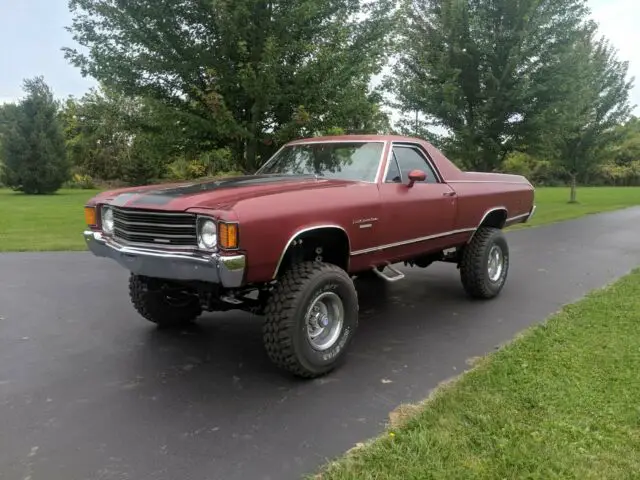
[
  {"left": 128, "top": 274, "right": 202, "bottom": 328},
  {"left": 460, "top": 227, "right": 509, "bottom": 299},
  {"left": 263, "top": 261, "right": 359, "bottom": 378}
]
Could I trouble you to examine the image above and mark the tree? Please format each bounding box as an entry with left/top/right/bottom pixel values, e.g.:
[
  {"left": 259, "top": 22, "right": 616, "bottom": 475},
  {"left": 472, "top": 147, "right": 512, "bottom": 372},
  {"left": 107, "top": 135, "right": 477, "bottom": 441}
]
[
  {"left": 61, "top": 86, "right": 179, "bottom": 181},
  {"left": 547, "top": 31, "right": 633, "bottom": 202},
  {"left": 585, "top": 116, "right": 640, "bottom": 186},
  {"left": 0, "top": 103, "right": 21, "bottom": 185},
  {"left": 387, "top": 0, "right": 593, "bottom": 171},
  {"left": 606, "top": 117, "right": 640, "bottom": 169},
  {"left": 63, "top": 0, "right": 396, "bottom": 172},
  {"left": 0, "top": 77, "right": 69, "bottom": 194},
  {"left": 61, "top": 88, "right": 136, "bottom": 181}
]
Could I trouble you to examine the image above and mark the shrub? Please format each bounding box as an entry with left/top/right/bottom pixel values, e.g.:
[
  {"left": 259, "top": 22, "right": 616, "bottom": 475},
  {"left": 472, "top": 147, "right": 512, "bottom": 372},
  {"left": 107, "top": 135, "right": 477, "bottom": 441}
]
[
  {"left": 500, "top": 151, "right": 565, "bottom": 186},
  {"left": 598, "top": 161, "right": 640, "bottom": 186},
  {"left": 64, "top": 171, "right": 97, "bottom": 189},
  {"left": 165, "top": 148, "right": 239, "bottom": 181}
]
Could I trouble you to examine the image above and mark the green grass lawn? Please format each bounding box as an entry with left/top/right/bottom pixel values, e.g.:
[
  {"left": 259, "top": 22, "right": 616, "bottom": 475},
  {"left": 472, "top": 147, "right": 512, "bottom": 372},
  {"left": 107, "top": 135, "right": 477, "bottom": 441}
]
[
  {"left": 0, "top": 186, "right": 639, "bottom": 252},
  {"left": 0, "top": 188, "right": 100, "bottom": 251},
  {"left": 315, "top": 268, "right": 640, "bottom": 480},
  {"left": 510, "top": 186, "right": 640, "bottom": 230}
]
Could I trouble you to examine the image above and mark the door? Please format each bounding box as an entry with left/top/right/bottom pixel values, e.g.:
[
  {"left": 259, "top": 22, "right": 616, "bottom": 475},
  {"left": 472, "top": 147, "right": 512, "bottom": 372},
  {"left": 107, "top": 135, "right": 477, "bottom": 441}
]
[{"left": 377, "top": 143, "right": 458, "bottom": 261}]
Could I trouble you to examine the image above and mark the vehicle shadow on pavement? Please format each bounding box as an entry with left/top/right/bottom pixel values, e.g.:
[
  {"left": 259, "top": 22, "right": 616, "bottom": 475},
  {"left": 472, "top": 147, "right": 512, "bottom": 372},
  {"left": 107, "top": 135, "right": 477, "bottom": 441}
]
[
  {"left": 133, "top": 267, "right": 468, "bottom": 386},
  {"left": 95, "top": 267, "right": 477, "bottom": 471}
]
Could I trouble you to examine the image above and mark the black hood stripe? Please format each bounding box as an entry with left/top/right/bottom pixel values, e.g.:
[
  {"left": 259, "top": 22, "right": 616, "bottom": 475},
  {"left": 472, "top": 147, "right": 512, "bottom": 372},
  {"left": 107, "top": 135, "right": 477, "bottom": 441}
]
[{"left": 111, "top": 175, "right": 316, "bottom": 207}]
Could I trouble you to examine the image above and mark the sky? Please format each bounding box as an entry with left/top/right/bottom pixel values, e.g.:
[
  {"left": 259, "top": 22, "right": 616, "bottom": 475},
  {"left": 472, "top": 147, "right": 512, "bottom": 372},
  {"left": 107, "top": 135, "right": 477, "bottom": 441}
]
[{"left": 0, "top": 0, "right": 638, "bottom": 114}]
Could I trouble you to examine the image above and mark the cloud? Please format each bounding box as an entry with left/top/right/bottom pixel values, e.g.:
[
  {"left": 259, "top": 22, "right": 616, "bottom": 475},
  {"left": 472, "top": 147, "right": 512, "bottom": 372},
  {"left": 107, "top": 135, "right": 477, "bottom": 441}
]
[{"left": 588, "top": 0, "right": 639, "bottom": 113}]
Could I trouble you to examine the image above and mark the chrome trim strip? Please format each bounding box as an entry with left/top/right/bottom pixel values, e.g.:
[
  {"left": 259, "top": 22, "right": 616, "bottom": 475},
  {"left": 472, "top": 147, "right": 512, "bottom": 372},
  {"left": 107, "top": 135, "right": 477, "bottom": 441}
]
[
  {"left": 346, "top": 203, "right": 531, "bottom": 258},
  {"left": 110, "top": 208, "right": 195, "bottom": 217},
  {"left": 97, "top": 237, "right": 198, "bottom": 251},
  {"left": 110, "top": 206, "right": 198, "bottom": 248},
  {"left": 215, "top": 218, "right": 241, "bottom": 251},
  {"left": 447, "top": 180, "right": 532, "bottom": 185},
  {"left": 351, "top": 206, "right": 512, "bottom": 256},
  {"left": 451, "top": 171, "right": 529, "bottom": 179},
  {"left": 525, "top": 205, "right": 537, "bottom": 222},
  {"left": 84, "top": 231, "right": 245, "bottom": 287},
  {"left": 465, "top": 206, "right": 508, "bottom": 244},
  {"left": 286, "top": 139, "right": 386, "bottom": 146},
  {"left": 350, "top": 228, "right": 475, "bottom": 256},
  {"left": 253, "top": 143, "right": 288, "bottom": 175},
  {"left": 285, "top": 205, "right": 535, "bottom": 262},
  {"left": 380, "top": 141, "right": 445, "bottom": 185},
  {"left": 272, "top": 224, "right": 351, "bottom": 279},
  {"left": 373, "top": 141, "right": 389, "bottom": 184},
  {"left": 394, "top": 142, "right": 445, "bottom": 183},
  {"left": 113, "top": 219, "right": 195, "bottom": 228},
  {"left": 380, "top": 145, "right": 395, "bottom": 183},
  {"left": 477, "top": 206, "right": 508, "bottom": 226},
  {"left": 505, "top": 212, "right": 530, "bottom": 223},
  {"left": 113, "top": 229, "right": 196, "bottom": 239}
]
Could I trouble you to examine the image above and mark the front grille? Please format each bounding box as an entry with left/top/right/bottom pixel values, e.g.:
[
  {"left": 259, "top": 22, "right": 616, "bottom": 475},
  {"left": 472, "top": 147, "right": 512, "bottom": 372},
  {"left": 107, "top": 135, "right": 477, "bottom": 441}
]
[{"left": 111, "top": 207, "right": 197, "bottom": 249}]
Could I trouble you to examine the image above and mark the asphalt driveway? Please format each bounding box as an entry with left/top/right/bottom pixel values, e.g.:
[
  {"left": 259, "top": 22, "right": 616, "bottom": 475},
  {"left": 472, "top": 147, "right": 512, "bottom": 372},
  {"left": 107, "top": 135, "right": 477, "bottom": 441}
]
[{"left": 1, "top": 207, "right": 639, "bottom": 480}]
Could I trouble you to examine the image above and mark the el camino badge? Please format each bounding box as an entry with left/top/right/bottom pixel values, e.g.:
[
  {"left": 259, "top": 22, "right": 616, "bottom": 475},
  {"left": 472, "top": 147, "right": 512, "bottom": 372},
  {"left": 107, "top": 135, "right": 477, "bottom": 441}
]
[
  {"left": 353, "top": 217, "right": 378, "bottom": 225},
  {"left": 353, "top": 217, "right": 378, "bottom": 229},
  {"left": 153, "top": 238, "right": 171, "bottom": 244}
]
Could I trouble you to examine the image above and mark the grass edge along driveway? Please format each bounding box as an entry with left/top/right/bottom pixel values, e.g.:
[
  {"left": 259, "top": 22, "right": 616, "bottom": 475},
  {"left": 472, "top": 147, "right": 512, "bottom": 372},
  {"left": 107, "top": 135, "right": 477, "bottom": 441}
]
[
  {"left": 1, "top": 186, "right": 640, "bottom": 252},
  {"left": 313, "top": 268, "right": 640, "bottom": 480}
]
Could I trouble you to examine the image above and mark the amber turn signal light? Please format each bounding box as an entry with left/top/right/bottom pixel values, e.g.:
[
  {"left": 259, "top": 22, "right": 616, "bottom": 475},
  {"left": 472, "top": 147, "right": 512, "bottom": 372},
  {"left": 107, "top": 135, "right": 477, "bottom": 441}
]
[
  {"left": 84, "top": 206, "right": 97, "bottom": 226},
  {"left": 219, "top": 222, "right": 239, "bottom": 249}
]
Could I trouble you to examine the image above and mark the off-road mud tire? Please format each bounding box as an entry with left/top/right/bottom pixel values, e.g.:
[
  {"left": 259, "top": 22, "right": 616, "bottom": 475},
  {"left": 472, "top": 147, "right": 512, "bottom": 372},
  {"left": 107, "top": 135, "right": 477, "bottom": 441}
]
[
  {"left": 263, "top": 261, "right": 359, "bottom": 378},
  {"left": 460, "top": 227, "right": 509, "bottom": 299},
  {"left": 128, "top": 274, "right": 202, "bottom": 328}
]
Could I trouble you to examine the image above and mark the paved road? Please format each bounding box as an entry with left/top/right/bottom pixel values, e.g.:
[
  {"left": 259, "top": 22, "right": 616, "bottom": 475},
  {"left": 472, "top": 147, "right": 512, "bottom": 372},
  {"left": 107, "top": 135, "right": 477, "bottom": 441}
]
[{"left": 1, "top": 207, "right": 639, "bottom": 480}]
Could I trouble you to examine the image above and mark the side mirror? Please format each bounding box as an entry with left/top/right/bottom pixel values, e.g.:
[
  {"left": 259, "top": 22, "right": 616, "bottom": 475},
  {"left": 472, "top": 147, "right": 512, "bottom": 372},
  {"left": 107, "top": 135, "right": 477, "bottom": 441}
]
[{"left": 407, "top": 169, "right": 427, "bottom": 187}]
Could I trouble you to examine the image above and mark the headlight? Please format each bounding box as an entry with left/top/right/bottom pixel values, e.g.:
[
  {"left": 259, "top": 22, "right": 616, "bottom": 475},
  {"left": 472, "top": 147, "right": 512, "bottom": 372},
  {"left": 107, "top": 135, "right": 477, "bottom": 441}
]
[
  {"left": 198, "top": 218, "right": 217, "bottom": 250},
  {"left": 102, "top": 206, "right": 114, "bottom": 234}
]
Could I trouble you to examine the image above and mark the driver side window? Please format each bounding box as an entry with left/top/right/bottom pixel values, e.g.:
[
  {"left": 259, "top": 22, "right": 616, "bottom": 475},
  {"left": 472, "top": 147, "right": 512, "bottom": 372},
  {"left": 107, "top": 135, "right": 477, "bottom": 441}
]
[{"left": 388, "top": 146, "right": 439, "bottom": 184}]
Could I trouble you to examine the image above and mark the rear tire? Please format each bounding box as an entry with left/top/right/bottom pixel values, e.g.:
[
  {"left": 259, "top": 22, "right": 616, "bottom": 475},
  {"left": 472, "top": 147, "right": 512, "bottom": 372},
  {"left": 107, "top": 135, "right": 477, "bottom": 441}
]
[
  {"left": 263, "top": 261, "right": 359, "bottom": 378},
  {"left": 129, "top": 274, "right": 202, "bottom": 328},
  {"left": 460, "top": 227, "right": 509, "bottom": 299}
]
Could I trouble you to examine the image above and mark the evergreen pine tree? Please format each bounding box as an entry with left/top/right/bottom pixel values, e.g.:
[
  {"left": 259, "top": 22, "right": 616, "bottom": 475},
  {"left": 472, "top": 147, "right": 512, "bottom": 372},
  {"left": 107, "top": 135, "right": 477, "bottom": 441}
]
[{"left": 1, "top": 77, "right": 69, "bottom": 194}]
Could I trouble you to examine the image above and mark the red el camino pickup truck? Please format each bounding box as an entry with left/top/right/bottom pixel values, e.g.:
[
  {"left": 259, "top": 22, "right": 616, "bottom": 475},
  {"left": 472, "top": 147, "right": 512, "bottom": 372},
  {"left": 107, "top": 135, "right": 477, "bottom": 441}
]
[{"left": 83, "top": 135, "right": 535, "bottom": 378}]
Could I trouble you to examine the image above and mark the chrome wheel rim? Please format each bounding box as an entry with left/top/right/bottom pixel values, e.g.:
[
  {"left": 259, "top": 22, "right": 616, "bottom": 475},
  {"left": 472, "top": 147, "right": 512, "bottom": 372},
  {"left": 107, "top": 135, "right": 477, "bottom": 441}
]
[
  {"left": 305, "top": 292, "right": 344, "bottom": 351},
  {"left": 487, "top": 245, "right": 504, "bottom": 282}
]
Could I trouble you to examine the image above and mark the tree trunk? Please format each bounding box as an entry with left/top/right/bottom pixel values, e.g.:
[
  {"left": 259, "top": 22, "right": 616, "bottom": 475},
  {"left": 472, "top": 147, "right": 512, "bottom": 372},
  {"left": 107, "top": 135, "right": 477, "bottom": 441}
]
[
  {"left": 246, "top": 137, "right": 258, "bottom": 173},
  {"left": 568, "top": 173, "right": 578, "bottom": 203},
  {"left": 245, "top": 102, "right": 261, "bottom": 173}
]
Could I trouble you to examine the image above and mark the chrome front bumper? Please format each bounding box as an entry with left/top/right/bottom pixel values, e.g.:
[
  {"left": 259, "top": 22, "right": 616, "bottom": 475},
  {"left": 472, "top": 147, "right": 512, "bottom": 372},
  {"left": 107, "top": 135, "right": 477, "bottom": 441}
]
[{"left": 84, "top": 231, "right": 246, "bottom": 288}]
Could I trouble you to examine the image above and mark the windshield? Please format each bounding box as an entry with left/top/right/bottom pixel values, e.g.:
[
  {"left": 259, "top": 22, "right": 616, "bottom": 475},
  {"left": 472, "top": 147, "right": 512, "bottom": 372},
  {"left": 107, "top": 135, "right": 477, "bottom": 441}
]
[{"left": 257, "top": 141, "right": 384, "bottom": 182}]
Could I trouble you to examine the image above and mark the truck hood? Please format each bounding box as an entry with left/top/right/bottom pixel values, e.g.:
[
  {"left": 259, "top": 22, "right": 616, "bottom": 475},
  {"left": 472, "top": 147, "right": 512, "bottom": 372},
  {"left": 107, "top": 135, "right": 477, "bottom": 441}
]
[{"left": 94, "top": 174, "right": 358, "bottom": 211}]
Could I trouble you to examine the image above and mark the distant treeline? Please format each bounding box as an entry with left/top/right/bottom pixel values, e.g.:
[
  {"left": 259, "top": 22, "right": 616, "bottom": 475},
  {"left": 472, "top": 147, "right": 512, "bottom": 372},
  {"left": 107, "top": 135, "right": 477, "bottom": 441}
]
[{"left": 0, "top": 0, "right": 637, "bottom": 201}]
